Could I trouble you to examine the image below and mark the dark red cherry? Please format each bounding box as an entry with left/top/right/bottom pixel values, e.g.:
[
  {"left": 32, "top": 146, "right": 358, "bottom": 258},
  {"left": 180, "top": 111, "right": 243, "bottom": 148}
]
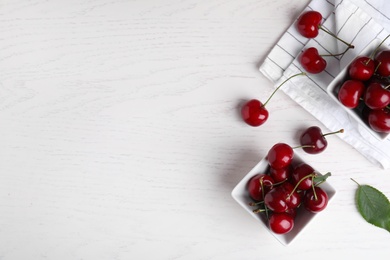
[
  {"left": 241, "top": 99, "right": 268, "bottom": 127},
  {"left": 304, "top": 186, "right": 328, "bottom": 213},
  {"left": 269, "top": 212, "right": 294, "bottom": 234},
  {"left": 285, "top": 208, "right": 297, "bottom": 219},
  {"left": 291, "top": 163, "right": 315, "bottom": 191},
  {"left": 240, "top": 73, "right": 305, "bottom": 127},
  {"left": 349, "top": 56, "right": 375, "bottom": 81},
  {"left": 269, "top": 165, "right": 292, "bottom": 183},
  {"left": 300, "top": 126, "right": 344, "bottom": 154},
  {"left": 338, "top": 79, "right": 365, "bottom": 108},
  {"left": 375, "top": 50, "right": 390, "bottom": 77},
  {"left": 299, "top": 47, "right": 327, "bottom": 74},
  {"left": 247, "top": 174, "right": 275, "bottom": 201},
  {"left": 264, "top": 186, "right": 289, "bottom": 213},
  {"left": 368, "top": 108, "right": 390, "bottom": 133},
  {"left": 296, "top": 11, "right": 322, "bottom": 38},
  {"left": 280, "top": 182, "right": 302, "bottom": 209},
  {"left": 364, "top": 82, "right": 390, "bottom": 110},
  {"left": 267, "top": 143, "right": 294, "bottom": 170}
]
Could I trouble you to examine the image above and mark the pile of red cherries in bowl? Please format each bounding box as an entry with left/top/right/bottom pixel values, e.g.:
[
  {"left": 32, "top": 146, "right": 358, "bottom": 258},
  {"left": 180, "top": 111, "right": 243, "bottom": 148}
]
[
  {"left": 246, "top": 126, "right": 342, "bottom": 234},
  {"left": 247, "top": 145, "right": 329, "bottom": 235},
  {"left": 337, "top": 46, "right": 390, "bottom": 134}
]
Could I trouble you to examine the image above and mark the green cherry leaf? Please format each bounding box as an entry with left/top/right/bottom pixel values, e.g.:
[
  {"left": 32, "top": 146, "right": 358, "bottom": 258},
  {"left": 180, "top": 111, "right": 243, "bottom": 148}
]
[
  {"left": 352, "top": 179, "right": 390, "bottom": 233},
  {"left": 313, "top": 172, "right": 331, "bottom": 185}
]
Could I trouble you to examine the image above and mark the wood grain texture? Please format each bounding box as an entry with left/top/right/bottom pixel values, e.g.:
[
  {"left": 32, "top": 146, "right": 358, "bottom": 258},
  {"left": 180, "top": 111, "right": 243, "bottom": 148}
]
[{"left": 0, "top": 0, "right": 389, "bottom": 259}]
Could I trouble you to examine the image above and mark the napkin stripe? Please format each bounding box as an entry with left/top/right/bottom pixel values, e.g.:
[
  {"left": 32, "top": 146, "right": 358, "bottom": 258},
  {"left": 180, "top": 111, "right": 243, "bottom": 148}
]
[
  {"left": 364, "top": 0, "right": 389, "bottom": 19},
  {"left": 290, "top": 62, "right": 328, "bottom": 94}
]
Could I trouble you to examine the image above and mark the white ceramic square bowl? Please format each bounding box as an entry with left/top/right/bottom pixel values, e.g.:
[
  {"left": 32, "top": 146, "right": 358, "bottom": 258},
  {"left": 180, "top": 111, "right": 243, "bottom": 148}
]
[
  {"left": 231, "top": 151, "right": 336, "bottom": 246},
  {"left": 326, "top": 38, "right": 390, "bottom": 140}
]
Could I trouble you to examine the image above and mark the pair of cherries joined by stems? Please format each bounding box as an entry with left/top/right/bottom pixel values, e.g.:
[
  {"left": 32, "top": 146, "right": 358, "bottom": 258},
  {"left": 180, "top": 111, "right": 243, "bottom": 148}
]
[
  {"left": 247, "top": 143, "right": 332, "bottom": 234},
  {"left": 297, "top": 11, "right": 354, "bottom": 74}
]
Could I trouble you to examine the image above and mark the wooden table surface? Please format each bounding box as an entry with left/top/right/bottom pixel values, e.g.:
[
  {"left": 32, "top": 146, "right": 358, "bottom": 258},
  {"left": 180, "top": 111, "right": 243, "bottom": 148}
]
[{"left": 0, "top": 0, "right": 389, "bottom": 259}]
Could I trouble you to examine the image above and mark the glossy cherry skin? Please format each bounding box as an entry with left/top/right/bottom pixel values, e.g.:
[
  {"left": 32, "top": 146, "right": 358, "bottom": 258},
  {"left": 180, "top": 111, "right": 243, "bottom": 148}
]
[
  {"left": 300, "top": 126, "right": 327, "bottom": 154},
  {"left": 348, "top": 56, "right": 375, "bottom": 81},
  {"left": 247, "top": 174, "right": 274, "bottom": 201},
  {"left": 269, "top": 165, "right": 292, "bottom": 183},
  {"left": 338, "top": 79, "right": 365, "bottom": 108},
  {"left": 304, "top": 187, "right": 328, "bottom": 213},
  {"left": 241, "top": 99, "right": 268, "bottom": 127},
  {"left": 299, "top": 47, "right": 327, "bottom": 74},
  {"left": 264, "top": 186, "right": 288, "bottom": 213},
  {"left": 368, "top": 108, "right": 390, "bottom": 133},
  {"left": 269, "top": 212, "right": 294, "bottom": 234},
  {"left": 280, "top": 182, "right": 302, "bottom": 209},
  {"left": 375, "top": 50, "right": 390, "bottom": 77},
  {"left": 267, "top": 143, "right": 294, "bottom": 170},
  {"left": 285, "top": 208, "right": 297, "bottom": 219},
  {"left": 296, "top": 11, "right": 322, "bottom": 38},
  {"left": 364, "top": 82, "right": 390, "bottom": 110},
  {"left": 291, "top": 163, "right": 315, "bottom": 191}
]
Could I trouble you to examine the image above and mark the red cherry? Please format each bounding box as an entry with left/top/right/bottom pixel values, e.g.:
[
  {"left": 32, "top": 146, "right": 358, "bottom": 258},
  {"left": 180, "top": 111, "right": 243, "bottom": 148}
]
[
  {"left": 296, "top": 11, "right": 322, "bottom": 38},
  {"left": 241, "top": 99, "right": 268, "bottom": 127},
  {"left": 269, "top": 212, "right": 294, "bottom": 234},
  {"left": 375, "top": 50, "right": 390, "bottom": 77},
  {"left": 296, "top": 11, "right": 354, "bottom": 49},
  {"left": 338, "top": 79, "right": 365, "bottom": 108},
  {"left": 279, "top": 182, "right": 302, "bottom": 209},
  {"left": 303, "top": 187, "right": 328, "bottom": 213},
  {"left": 247, "top": 174, "right": 274, "bottom": 201},
  {"left": 267, "top": 143, "right": 294, "bottom": 170},
  {"left": 368, "top": 108, "right": 390, "bottom": 133},
  {"left": 269, "top": 165, "right": 292, "bottom": 183},
  {"left": 299, "top": 47, "right": 327, "bottom": 74},
  {"left": 348, "top": 56, "right": 375, "bottom": 81},
  {"left": 264, "top": 186, "right": 288, "bottom": 213},
  {"left": 300, "top": 126, "right": 344, "bottom": 154},
  {"left": 285, "top": 208, "right": 297, "bottom": 219},
  {"left": 241, "top": 73, "right": 305, "bottom": 127},
  {"left": 364, "top": 82, "right": 390, "bottom": 110},
  {"left": 291, "top": 163, "right": 315, "bottom": 191}
]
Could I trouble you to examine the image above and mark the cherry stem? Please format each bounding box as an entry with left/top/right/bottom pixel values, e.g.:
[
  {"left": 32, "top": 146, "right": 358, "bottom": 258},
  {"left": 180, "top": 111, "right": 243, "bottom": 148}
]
[
  {"left": 260, "top": 179, "right": 269, "bottom": 219},
  {"left": 370, "top": 34, "right": 390, "bottom": 60},
  {"left": 253, "top": 208, "right": 266, "bottom": 214},
  {"left": 322, "top": 128, "right": 344, "bottom": 137},
  {"left": 249, "top": 201, "right": 264, "bottom": 207},
  {"left": 321, "top": 46, "right": 353, "bottom": 57},
  {"left": 287, "top": 173, "right": 316, "bottom": 199},
  {"left": 311, "top": 182, "right": 318, "bottom": 201},
  {"left": 262, "top": 72, "right": 306, "bottom": 107},
  {"left": 319, "top": 25, "right": 354, "bottom": 49},
  {"left": 374, "top": 61, "right": 382, "bottom": 73},
  {"left": 292, "top": 144, "right": 316, "bottom": 150}
]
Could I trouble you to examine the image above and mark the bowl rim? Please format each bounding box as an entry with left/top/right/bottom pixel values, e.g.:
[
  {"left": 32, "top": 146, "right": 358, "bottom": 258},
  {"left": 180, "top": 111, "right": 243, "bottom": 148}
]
[
  {"left": 326, "top": 38, "right": 390, "bottom": 140},
  {"left": 231, "top": 151, "right": 337, "bottom": 246}
]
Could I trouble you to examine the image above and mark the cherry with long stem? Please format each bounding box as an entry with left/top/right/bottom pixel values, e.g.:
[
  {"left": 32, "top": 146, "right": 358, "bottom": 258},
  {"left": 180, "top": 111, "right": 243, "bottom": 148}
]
[
  {"left": 262, "top": 72, "right": 306, "bottom": 107},
  {"left": 241, "top": 72, "right": 306, "bottom": 126}
]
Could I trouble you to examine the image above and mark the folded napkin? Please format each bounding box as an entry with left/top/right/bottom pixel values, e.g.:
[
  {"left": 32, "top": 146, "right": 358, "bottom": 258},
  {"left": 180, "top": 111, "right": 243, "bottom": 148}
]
[{"left": 259, "top": 0, "right": 390, "bottom": 168}]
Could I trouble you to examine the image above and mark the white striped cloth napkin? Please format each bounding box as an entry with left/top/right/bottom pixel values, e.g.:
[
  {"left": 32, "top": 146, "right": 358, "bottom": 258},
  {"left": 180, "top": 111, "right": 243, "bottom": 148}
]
[{"left": 259, "top": 0, "right": 390, "bottom": 168}]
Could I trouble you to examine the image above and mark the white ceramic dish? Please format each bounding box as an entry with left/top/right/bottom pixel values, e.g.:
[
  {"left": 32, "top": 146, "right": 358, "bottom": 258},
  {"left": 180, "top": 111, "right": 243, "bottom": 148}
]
[
  {"left": 326, "top": 38, "right": 390, "bottom": 140},
  {"left": 231, "top": 152, "right": 336, "bottom": 246}
]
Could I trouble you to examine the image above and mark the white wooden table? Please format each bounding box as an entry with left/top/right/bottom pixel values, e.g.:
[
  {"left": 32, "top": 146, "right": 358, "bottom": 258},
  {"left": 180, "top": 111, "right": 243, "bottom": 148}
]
[{"left": 0, "top": 0, "right": 389, "bottom": 259}]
